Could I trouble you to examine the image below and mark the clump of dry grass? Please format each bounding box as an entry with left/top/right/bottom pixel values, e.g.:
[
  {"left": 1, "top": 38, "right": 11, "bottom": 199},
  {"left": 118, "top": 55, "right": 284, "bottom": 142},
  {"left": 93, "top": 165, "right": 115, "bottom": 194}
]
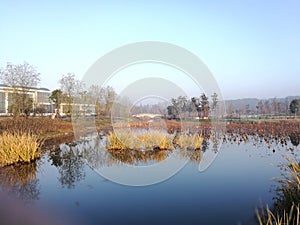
[
  {"left": 256, "top": 204, "right": 299, "bottom": 225},
  {"left": 176, "top": 133, "right": 203, "bottom": 150},
  {"left": 106, "top": 131, "right": 133, "bottom": 150},
  {"left": 106, "top": 130, "right": 173, "bottom": 150},
  {"left": 0, "top": 132, "right": 43, "bottom": 167},
  {"left": 256, "top": 156, "right": 300, "bottom": 225},
  {"left": 147, "top": 132, "right": 173, "bottom": 150}
]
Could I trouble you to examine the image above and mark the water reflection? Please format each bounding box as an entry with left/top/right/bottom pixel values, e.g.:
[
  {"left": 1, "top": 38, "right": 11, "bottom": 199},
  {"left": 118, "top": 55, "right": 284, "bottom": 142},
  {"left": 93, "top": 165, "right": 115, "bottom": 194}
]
[
  {"left": 49, "top": 144, "right": 86, "bottom": 189},
  {"left": 0, "top": 162, "right": 40, "bottom": 202},
  {"left": 70, "top": 134, "right": 221, "bottom": 168},
  {"left": 289, "top": 134, "right": 299, "bottom": 147}
]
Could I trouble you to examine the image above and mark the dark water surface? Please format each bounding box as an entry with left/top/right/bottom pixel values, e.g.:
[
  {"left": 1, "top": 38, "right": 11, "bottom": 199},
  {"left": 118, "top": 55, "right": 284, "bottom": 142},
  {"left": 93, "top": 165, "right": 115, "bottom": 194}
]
[{"left": 0, "top": 137, "right": 299, "bottom": 225}]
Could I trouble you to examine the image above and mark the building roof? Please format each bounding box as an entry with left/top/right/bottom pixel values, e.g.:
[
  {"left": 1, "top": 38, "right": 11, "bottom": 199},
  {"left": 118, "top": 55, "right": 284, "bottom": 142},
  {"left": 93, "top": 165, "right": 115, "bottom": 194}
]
[{"left": 0, "top": 84, "right": 50, "bottom": 91}]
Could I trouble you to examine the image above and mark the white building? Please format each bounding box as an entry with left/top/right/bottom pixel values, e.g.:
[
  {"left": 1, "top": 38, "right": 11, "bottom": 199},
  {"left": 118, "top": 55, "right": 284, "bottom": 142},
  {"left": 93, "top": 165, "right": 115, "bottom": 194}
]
[{"left": 0, "top": 84, "right": 52, "bottom": 114}]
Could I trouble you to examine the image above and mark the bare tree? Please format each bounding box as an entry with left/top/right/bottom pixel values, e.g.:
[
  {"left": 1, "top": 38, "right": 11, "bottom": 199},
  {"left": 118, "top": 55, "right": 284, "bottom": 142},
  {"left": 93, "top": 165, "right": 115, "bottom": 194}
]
[
  {"left": 257, "top": 100, "right": 264, "bottom": 116},
  {"left": 200, "top": 93, "right": 209, "bottom": 118},
  {"left": 0, "top": 62, "right": 40, "bottom": 116},
  {"left": 102, "top": 86, "right": 117, "bottom": 117},
  {"left": 211, "top": 92, "right": 218, "bottom": 118},
  {"left": 59, "top": 73, "right": 83, "bottom": 115},
  {"left": 170, "top": 96, "right": 188, "bottom": 119},
  {"left": 227, "top": 103, "right": 233, "bottom": 119},
  {"left": 88, "top": 84, "right": 104, "bottom": 118}
]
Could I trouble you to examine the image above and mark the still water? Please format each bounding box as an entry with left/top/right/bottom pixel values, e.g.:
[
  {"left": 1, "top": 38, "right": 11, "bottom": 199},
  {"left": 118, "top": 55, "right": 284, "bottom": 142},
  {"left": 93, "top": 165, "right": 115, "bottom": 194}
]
[{"left": 0, "top": 136, "right": 299, "bottom": 225}]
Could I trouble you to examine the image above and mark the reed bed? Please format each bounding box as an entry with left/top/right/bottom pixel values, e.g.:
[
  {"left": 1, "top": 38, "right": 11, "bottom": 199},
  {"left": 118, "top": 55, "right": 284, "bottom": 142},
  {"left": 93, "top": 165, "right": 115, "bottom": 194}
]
[
  {"left": 106, "top": 130, "right": 173, "bottom": 150},
  {"left": 0, "top": 132, "right": 43, "bottom": 167},
  {"left": 106, "top": 131, "right": 133, "bottom": 150},
  {"left": 256, "top": 204, "right": 299, "bottom": 225},
  {"left": 176, "top": 133, "right": 203, "bottom": 150},
  {"left": 256, "top": 157, "right": 300, "bottom": 225}
]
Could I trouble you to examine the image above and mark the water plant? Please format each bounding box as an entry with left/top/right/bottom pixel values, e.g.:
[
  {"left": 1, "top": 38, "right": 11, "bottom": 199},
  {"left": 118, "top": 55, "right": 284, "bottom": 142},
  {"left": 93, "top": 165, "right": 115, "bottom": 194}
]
[
  {"left": 0, "top": 132, "right": 43, "bottom": 167},
  {"left": 106, "top": 130, "right": 173, "bottom": 150},
  {"left": 176, "top": 133, "right": 203, "bottom": 150},
  {"left": 256, "top": 156, "right": 300, "bottom": 225},
  {"left": 106, "top": 131, "right": 132, "bottom": 150},
  {"left": 256, "top": 204, "right": 299, "bottom": 225}
]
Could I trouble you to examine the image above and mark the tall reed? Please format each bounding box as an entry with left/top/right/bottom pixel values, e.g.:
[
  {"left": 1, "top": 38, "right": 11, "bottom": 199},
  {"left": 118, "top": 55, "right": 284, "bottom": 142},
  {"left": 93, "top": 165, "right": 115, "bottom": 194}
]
[
  {"left": 106, "top": 130, "right": 173, "bottom": 150},
  {"left": 256, "top": 156, "right": 300, "bottom": 225},
  {"left": 0, "top": 132, "right": 43, "bottom": 167}
]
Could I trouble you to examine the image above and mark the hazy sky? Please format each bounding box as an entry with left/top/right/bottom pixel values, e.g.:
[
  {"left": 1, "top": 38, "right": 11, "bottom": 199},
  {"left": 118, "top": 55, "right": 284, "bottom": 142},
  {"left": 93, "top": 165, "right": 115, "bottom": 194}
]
[{"left": 0, "top": 0, "right": 299, "bottom": 100}]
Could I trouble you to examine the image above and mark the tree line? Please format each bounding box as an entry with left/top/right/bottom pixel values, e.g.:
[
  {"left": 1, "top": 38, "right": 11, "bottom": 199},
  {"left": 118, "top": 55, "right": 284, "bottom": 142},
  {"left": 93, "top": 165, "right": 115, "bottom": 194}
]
[
  {"left": 227, "top": 98, "right": 300, "bottom": 118},
  {"left": 0, "top": 62, "right": 299, "bottom": 118},
  {"left": 0, "top": 62, "right": 118, "bottom": 117},
  {"left": 166, "top": 93, "right": 219, "bottom": 120}
]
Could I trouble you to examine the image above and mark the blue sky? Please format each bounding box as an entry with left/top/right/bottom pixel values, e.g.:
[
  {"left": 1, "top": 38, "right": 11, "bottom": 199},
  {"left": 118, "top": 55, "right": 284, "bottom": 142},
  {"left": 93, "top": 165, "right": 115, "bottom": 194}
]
[{"left": 0, "top": 0, "right": 299, "bottom": 99}]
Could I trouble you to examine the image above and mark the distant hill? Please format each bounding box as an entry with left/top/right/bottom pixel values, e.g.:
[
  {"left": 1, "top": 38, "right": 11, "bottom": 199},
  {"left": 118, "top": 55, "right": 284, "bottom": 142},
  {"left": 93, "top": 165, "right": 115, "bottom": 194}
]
[{"left": 224, "top": 96, "right": 300, "bottom": 113}]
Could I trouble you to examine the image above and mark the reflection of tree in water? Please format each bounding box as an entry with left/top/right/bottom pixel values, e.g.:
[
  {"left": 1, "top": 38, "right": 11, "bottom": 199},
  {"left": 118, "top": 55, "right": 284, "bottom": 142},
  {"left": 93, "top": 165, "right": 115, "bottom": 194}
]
[
  {"left": 211, "top": 135, "right": 220, "bottom": 153},
  {"left": 289, "top": 134, "right": 299, "bottom": 147},
  {"left": 0, "top": 162, "right": 40, "bottom": 202},
  {"left": 49, "top": 145, "right": 86, "bottom": 189},
  {"left": 74, "top": 133, "right": 220, "bottom": 168},
  {"left": 201, "top": 137, "right": 210, "bottom": 153}
]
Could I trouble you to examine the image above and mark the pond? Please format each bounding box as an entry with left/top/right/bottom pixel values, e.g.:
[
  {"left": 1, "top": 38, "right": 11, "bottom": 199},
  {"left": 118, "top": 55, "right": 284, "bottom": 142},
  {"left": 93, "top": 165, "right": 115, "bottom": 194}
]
[{"left": 0, "top": 134, "right": 299, "bottom": 225}]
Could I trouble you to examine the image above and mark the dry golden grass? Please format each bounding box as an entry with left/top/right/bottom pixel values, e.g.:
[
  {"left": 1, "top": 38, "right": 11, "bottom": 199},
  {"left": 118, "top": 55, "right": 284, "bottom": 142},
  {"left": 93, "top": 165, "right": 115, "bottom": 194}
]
[
  {"left": 256, "top": 204, "right": 299, "bottom": 225},
  {"left": 0, "top": 132, "right": 43, "bottom": 167},
  {"left": 106, "top": 131, "right": 132, "bottom": 150},
  {"left": 106, "top": 130, "right": 173, "bottom": 150},
  {"left": 176, "top": 133, "right": 203, "bottom": 150},
  {"left": 256, "top": 157, "right": 300, "bottom": 225}
]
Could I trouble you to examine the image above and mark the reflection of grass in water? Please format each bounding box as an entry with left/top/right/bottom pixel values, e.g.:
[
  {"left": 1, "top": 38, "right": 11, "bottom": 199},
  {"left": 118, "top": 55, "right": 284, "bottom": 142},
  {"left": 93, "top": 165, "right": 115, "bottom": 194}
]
[
  {"left": 179, "top": 148, "right": 202, "bottom": 163},
  {"left": 0, "top": 162, "right": 37, "bottom": 187},
  {"left": 0, "top": 132, "right": 43, "bottom": 167},
  {"left": 0, "top": 162, "right": 40, "bottom": 202},
  {"left": 256, "top": 157, "right": 300, "bottom": 225},
  {"left": 107, "top": 149, "right": 169, "bottom": 165},
  {"left": 153, "top": 150, "right": 167, "bottom": 162},
  {"left": 176, "top": 134, "right": 203, "bottom": 150},
  {"left": 189, "top": 150, "right": 202, "bottom": 163},
  {"left": 106, "top": 131, "right": 173, "bottom": 150}
]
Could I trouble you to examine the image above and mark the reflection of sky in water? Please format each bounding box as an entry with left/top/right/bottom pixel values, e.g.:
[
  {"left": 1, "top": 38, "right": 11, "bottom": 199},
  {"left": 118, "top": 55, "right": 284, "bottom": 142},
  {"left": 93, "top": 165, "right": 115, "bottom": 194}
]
[
  {"left": 1, "top": 139, "right": 298, "bottom": 225},
  {"left": 35, "top": 140, "right": 298, "bottom": 224}
]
